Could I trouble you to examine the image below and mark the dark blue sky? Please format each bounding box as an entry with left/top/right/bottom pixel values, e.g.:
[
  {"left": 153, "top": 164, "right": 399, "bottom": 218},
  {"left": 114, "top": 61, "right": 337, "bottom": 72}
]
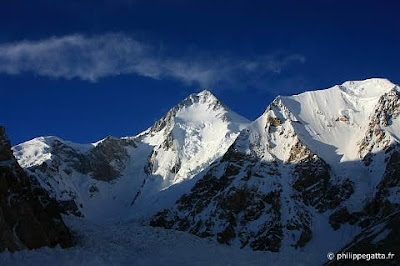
[{"left": 1, "top": 0, "right": 399, "bottom": 145}]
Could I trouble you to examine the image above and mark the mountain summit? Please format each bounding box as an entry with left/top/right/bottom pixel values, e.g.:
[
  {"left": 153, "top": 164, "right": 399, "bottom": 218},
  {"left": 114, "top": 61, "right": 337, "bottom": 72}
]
[{"left": 13, "top": 90, "right": 249, "bottom": 221}]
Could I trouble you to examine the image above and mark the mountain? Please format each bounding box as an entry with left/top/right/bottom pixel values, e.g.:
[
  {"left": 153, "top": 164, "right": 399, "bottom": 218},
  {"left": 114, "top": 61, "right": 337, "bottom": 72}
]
[
  {"left": 10, "top": 79, "right": 400, "bottom": 264},
  {"left": 0, "top": 127, "right": 72, "bottom": 251},
  {"left": 150, "top": 79, "right": 400, "bottom": 262},
  {"left": 12, "top": 90, "right": 249, "bottom": 222}
]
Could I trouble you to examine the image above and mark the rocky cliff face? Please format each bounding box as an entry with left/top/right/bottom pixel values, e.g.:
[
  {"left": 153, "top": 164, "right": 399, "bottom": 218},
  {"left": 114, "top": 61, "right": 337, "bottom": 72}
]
[
  {"left": 0, "top": 127, "right": 72, "bottom": 251},
  {"left": 359, "top": 88, "right": 400, "bottom": 162}
]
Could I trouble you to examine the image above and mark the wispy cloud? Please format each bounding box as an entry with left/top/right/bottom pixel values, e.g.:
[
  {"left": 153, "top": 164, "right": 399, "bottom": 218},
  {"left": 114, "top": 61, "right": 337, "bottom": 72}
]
[{"left": 0, "top": 33, "right": 305, "bottom": 87}]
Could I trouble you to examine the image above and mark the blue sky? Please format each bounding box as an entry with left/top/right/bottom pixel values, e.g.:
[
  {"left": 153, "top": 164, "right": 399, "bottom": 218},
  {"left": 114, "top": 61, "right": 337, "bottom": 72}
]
[{"left": 1, "top": 0, "right": 399, "bottom": 145}]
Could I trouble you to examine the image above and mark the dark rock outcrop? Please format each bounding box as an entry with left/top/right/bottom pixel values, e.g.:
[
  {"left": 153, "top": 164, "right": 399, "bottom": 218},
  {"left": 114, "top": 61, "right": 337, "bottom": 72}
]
[
  {"left": 326, "top": 212, "right": 400, "bottom": 265},
  {"left": 359, "top": 89, "right": 400, "bottom": 160},
  {"left": 0, "top": 127, "right": 72, "bottom": 251},
  {"left": 150, "top": 144, "right": 284, "bottom": 251}
]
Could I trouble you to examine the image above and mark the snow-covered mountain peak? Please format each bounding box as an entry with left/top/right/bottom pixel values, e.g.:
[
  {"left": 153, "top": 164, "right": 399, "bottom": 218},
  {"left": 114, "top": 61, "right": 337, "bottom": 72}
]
[
  {"left": 148, "top": 89, "right": 249, "bottom": 136},
  {"left": 142, "top": 90, "right": 250, "bottom": 186},
  {"left": 179, "top": 89, "right": 232, "bottom": 116},
  {"left": 196, "top": 89, "right": 215, "bottom": 99},
  {"left": 339, "top": 78, "right": 397, "bottom": 98},
  {"left": 257, "top": 79, "right": 399, "bottom": 164},
  {"left": 177, "top": 90, "right": 228, "bottom": 120},
  {"left": 13, "top": 136, "right": 93, "bottom": 169}
]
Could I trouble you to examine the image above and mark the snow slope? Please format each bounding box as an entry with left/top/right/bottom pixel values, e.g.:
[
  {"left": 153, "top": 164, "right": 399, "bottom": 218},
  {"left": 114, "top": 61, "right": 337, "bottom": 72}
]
[
  {"left": 0, "top": 217, "right": 325, "bottom": 266},
  {"left": 280, "top": 78, "right": 398, "bottom": 162}
]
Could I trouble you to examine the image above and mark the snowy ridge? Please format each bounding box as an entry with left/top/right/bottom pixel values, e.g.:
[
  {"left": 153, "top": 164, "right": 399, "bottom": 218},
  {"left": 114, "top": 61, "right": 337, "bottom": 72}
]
[
  {"left": 278, "top": 79, "right": 400, "bottom": 213},
  {"left": 13, "top": 136, "right": 93, "bottom": 168},
  {"left": 280, "top": 78, "right": 398, "bottom": 163}
]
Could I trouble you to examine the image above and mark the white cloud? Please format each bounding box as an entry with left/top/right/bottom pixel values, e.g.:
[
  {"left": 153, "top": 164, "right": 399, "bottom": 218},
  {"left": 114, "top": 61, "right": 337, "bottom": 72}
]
[{"left": 0, "top": 33, "right": 305, "bottom": 87}]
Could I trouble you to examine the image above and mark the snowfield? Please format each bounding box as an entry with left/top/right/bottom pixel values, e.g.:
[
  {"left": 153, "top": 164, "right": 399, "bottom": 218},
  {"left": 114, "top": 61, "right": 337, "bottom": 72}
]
[{"left": 0, "top": 217, "right": 323, "bottom": 266}]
